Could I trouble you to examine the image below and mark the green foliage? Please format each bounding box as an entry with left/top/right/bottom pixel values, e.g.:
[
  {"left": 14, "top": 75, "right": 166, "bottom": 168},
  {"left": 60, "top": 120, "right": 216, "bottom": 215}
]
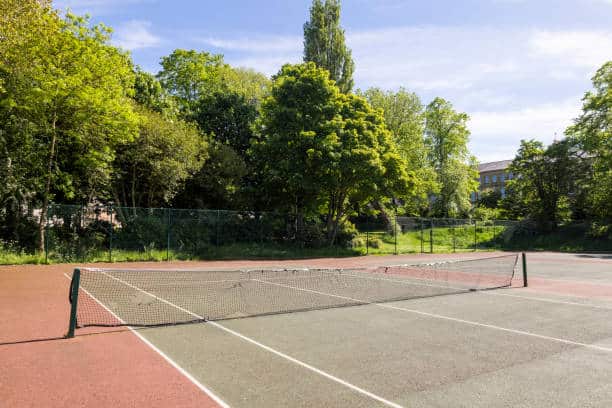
[
  {"left": 253, "top": 63, "right": 412, "bottom": 244},
  {"left": 112, "top": 107, "right": 206, "bottom": 208},
  {"left": 502, "top": 139, "right": 588, "bottom": 230},
  {"left": 477, "top": 190, "right": 501, "bottom": 209},
  {"left": 360, "top": 87, "right": 437, "bottom": 214},
  {"left": 566, "top": 61, "right": 611, "bottom": 221},
  {"left": 424, "top": 98, "right": 478, "bottom": 217},
  {"left": 193, "top": 92, "right": 257, "bottom": 156},
  {"left": 223, "top": 67, "right": 271, "bottom": 103},
  {"left": 157, "top": 49, "right": 228, "bottom": 115},
  {"left": 133, "top": 67, "right": 176, "bottom": 115},
  {"left": 0, "top": 2, "right": 139, "bottom": 250},
  {"left": 303, "top": 0, "right": 355, "bottom": 93},
  {"left": 174, "top": 142, "right": 248, "bottom": 209}
]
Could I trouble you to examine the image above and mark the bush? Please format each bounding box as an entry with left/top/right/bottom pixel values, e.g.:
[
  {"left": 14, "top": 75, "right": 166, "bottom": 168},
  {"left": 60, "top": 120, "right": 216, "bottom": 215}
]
[{"left": 368, "top": 238, "right": 383, "bottom": 249}]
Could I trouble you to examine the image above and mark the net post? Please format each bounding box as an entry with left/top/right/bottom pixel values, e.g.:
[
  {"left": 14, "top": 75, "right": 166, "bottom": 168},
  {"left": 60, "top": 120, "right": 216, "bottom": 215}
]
[
  {"left": 66, "top": 268, "right": 81, "bottom": 338},
  {"left": 522, "top": 252, "right": 528, "bottom": 287}
]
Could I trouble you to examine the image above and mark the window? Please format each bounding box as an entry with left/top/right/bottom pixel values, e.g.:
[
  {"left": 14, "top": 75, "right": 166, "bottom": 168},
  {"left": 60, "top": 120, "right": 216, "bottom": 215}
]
[
  {"left": 500, "top": 174, "right": 505, "bottom": 183},
  {"left": 484, "top": 175, "right": 489, "bottom": 184},
  {"left": 508, "top": 172, "right": 513, "bottom": 179},
  {"left": 501, "top": 187, "right": 506, "bottom": 198},
  {"left": 492, "top": 175, "right": 497, "bottom": 183},
  {"left": 470, "top": 192, "right": 476, "bottom": 201}
]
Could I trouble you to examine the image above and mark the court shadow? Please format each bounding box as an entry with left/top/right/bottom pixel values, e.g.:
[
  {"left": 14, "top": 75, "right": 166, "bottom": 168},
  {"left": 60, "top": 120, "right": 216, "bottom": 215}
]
[{"left": 577, "top": 253, "right": 612, "bottom": 260}]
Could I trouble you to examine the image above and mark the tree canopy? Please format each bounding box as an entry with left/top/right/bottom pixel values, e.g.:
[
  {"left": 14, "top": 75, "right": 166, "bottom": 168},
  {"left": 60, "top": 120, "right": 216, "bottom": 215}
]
[{"left": 303, "top": 0, "right": 355, "bottom": 93}]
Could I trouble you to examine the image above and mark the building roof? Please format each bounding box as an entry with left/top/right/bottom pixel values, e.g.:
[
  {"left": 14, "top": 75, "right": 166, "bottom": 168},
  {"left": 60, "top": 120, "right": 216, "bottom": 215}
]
[{"left": 478, "top": 160, "right": 512, "bottom": 173}]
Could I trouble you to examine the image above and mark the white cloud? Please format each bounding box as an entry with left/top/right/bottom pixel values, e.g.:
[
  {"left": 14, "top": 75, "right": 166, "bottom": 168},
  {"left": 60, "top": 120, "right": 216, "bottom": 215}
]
[
  {"left": 54, "top": 0, "right": 151, "bottom": 15},
  {"left": 113, "top": 20, "right": 161, "bottom": 51},
  {"left": 468, "top": 98, "right": 583, "bottom": 161},
  {"left": 199, "top": 35, "right": 302, "bottom": 53},
  {"left": 529, "top": 30, "right": 612, "bottom": 68},
  {"left": 204, "top": 25, "right": 606, "bottom": 160}
]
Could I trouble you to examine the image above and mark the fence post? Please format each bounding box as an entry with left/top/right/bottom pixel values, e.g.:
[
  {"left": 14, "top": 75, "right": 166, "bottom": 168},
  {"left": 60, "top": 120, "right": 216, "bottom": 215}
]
[
  {"left": 428, "top": 219, "right": 432, "bottom": 253},
  {"left": 394, "top": 207, "right": 398, "bottom": 255},
  {"left": 366, "top": 227, "right": 369, "bottom": 255},
  {"left": 452, "top": 219, "right": 456, "bottom": 253},
  {"left": 108, "top": 204, "right": 113, "bottom": 262},
  {"left": 473, "top": 219, "right": 478, "bottom": 251},
  {"left": 522, "top": 252, "right": 528, "bottom": 287},
  {"left": 166, "top": 208, "right": 171, "bottom": 262},
  {"left": 44, "top": 203, "right": 51, "bottom": 263},
  {"left": 420, "top": 219, "right": 424, "bottom": 253}
]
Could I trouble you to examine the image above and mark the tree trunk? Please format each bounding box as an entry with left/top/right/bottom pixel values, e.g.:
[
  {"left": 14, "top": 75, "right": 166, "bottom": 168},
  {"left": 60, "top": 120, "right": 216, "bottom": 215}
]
[{"left": 38, "top": 117, "right": 58, "bottom": 253}]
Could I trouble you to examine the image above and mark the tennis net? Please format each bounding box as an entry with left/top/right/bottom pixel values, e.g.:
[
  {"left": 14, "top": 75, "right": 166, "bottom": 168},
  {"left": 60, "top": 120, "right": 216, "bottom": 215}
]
[{"left": 66, "top": 253, "right": 520, "bottom": 336}]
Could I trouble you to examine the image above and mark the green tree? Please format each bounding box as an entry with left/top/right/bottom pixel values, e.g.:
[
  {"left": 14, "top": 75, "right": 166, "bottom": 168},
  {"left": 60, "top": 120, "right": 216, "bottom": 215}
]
[
  {"left": 223, "top": 67, "right": 271, "bottom": 103},
  {"left": 251, "top": 63, "right": 340, "bottom": 221},
  {"left": 0, "top": 2, "right": 138, "bottom": 251},
  {"left": 566, "top": 61, "right": 611, "bottom": 221},
  {"left": 323, "top": 93, "right": 412, "bottom": 243},
  {"left": 502, "top": 139, "right": 588, "bottom": 229},
  {"left": 253, "top": 63, "right": 411, "bottom": 244},
  {"left": 361, "top": 87, "right": 437, "bottom": 215},
  {"left": 424, "top": 98, "right": 478, "bottom": 217},
  {"left": 303, "top": 0, "right": 355, "bottom": 93},
  {"left": 192, "top": 92, "right": 257, "bottom": 157},
  {"left": 112, "top": 107, "right": 206, "bottom": 208},
  {"left": 174, "top": 91, "right": 258, "bottom": 209},
  {"left": 157, "top": 49, "right": 228, "bottom": 116},
  {"left": 133, "top": 67, "right": 176, "bottom": 115}
]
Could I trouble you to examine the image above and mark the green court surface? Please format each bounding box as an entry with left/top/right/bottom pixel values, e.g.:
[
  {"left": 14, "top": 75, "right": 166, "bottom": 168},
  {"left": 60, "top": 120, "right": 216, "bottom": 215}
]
[{"left": 69, "top": 253, "right": 612, "bottom": 407}]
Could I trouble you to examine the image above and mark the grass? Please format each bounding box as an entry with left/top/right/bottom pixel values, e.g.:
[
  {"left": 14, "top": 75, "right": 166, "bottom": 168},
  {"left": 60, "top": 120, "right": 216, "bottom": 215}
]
[
  {"left": 0, "top": 243, "right": 363, "bottom": 265},
  {"left": 2, "top": 223, "right": 610, "bottom": 265},
  {"left": 355, "top": 224, "right": 505, "bottom": 254},
  {"left": 0, "top": 250, "right": 47, "bottom": 265}
]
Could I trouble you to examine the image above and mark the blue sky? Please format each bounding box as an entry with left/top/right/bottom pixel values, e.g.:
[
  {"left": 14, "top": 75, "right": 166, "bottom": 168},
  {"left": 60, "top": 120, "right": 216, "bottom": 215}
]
[{"left": 54, "top": 0, "right": 612, "bottom": 162}]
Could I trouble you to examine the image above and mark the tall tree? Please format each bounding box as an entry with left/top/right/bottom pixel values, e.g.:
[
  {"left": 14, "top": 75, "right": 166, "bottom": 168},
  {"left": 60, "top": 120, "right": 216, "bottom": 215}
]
[
  {"left": 503, "top": 139, "right": 588, "bottom": 230},
  {"left": 424, "top": 97, "right": 478, "bottom": 217},
  {"left": 0, "top": 2, "right": 138, "bottom": 251},
  {"left": 303, "top": 0, "right": 355, "bottom": 93},
  {"left": 361, "top": 88, "right": 437, "bottom": 215},
  {"left": 566, "top": 61, "right": 611, "bottom": 221},
  {"left": 252, "top": 63, "right": 411, "bottom": 244}
]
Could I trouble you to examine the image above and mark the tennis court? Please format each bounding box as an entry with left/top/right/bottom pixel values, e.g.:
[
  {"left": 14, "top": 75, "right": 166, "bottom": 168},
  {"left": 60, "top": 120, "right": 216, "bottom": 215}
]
[{"left": 2, "top": 252, "right": 612, "bottom": 407}]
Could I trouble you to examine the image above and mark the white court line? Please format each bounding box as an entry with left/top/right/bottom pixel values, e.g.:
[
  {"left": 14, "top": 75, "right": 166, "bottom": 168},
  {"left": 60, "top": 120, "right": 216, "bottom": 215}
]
[
  {"left": 95, "top": 271, "right": 404, "bottom": 408},
  {"left": 63, "top": 273, "right": 230, "bottom": 408},
  {"left": 335, "top": 271, "right": 612, "bottom": 311},
  {"left": 255, "top": 279, "right": 612, "bottom": 354}
]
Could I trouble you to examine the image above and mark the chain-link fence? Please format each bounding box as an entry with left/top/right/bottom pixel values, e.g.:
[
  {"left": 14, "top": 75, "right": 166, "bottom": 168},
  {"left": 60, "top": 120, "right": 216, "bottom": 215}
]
[
  {"left": 45, "top": 203, "right": 521, "bottom": 262},
  {"left": 354, "top": 216, "right": 518, "bottom": 255}
]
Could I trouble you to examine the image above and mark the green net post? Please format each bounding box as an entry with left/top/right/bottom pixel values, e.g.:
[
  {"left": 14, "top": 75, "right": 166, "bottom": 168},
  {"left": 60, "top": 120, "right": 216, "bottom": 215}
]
[
  {"left": 66, "top": 268, "right": 81, "bottom": 338},
  {"left": 522, "top": 252, "right": 528, "bottom": 287}
]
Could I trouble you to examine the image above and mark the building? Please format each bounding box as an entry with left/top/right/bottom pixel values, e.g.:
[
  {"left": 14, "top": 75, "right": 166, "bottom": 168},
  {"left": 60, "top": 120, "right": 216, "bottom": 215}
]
[{"left": 471, "top": 159, "right": 513, "bottom": 203}]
